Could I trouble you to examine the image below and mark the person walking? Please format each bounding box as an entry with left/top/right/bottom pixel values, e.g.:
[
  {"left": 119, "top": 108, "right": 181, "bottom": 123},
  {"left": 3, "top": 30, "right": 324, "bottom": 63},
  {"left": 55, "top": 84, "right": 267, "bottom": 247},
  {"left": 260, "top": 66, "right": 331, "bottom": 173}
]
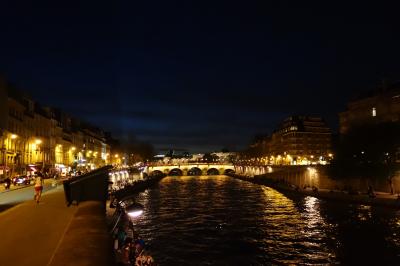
[
  {"left": 4, "top": 177, "right": 11, "bottom": 190},
  {"left": 34, "top": 173, "right": 44, "bottom": 203}
]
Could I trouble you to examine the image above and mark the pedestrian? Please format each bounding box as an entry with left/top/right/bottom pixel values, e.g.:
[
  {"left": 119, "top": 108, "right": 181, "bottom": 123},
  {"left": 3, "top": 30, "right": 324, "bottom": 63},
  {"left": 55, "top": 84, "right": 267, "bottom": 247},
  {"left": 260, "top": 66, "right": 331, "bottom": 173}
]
[
  {"left": 125, "top": 223, "right": 134, "bottom": 243},
  {"left": 388, "top": 174, "right": 395, "bottom": 195},
  {"left": 121, "top": 239, "right": 133, "bottom": 266},
  {"left": 113, "top": 226, "right": 121, "bottom": 251},
  {"left": 133, "top": 240, "right": 145, "bottom": 265},
  {"left": 117, "top": 226, "right": 127, "bottom": 248},
  {"left": 134, "top": 240, "right": 156, "bottom": 266},
  {"left": 4, "top": 177, "right": 11, "bottom": 190},
  {"left": 34, "top": 173, "right": 44, "bottom": 203}
]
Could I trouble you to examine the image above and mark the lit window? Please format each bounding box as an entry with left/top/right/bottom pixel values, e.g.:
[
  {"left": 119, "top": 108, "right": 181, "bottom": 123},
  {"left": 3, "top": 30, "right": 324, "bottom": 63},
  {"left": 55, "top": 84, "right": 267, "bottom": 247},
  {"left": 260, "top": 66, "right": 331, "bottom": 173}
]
[{"left": 372, "top": 107, "right": 376, "bottom": 117}]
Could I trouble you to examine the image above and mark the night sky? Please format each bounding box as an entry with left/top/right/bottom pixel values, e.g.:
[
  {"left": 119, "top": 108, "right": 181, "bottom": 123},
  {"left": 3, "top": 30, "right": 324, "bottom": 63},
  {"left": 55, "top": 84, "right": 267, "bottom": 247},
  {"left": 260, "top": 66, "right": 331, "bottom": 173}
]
[{"left": 1, "top": 1, "right": 399, "bottom": 153}]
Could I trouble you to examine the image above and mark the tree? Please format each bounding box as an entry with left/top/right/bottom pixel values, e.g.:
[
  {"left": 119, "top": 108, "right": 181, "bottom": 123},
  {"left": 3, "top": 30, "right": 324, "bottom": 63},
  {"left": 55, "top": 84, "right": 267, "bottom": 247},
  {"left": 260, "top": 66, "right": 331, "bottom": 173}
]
[
  {"left": 202, "top": 153, "right": 219, "bottom": 163},
  {"left": 221, "top": 148, "right": 229, "bottom": 153},
  {"left": 331, "top": 122, "right": 400, "bottom": 179}
]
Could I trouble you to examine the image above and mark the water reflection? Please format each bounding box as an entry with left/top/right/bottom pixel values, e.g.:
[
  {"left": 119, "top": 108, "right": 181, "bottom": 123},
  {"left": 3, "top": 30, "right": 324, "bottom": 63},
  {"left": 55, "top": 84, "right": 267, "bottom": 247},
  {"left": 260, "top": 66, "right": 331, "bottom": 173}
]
[
  {"left": 131, "top": 176, "right": 400, "bottom": 265},
  {"left": 356, "top": 205, "right": 372, "bottom": 221},
  {"left": 260, "top": 188, "right": 336, "bottom": 264}
]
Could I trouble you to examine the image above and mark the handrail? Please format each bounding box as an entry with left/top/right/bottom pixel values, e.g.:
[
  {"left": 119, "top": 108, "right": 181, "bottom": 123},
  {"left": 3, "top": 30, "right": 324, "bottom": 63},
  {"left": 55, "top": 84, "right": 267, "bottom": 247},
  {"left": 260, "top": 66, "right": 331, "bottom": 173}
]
[{"left": 68, "top": 165, "right": 113, "bottom": 185}]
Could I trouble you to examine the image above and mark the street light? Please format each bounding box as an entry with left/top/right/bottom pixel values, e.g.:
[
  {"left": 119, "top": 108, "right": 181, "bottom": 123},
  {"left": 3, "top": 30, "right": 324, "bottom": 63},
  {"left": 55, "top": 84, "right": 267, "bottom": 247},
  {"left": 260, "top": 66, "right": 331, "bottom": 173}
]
[
  {"left": 125, "top": 202, "right": 144, "bottom": 218},
  {"left": 110, "top": 200, "right": 144, "bottom": 233}
]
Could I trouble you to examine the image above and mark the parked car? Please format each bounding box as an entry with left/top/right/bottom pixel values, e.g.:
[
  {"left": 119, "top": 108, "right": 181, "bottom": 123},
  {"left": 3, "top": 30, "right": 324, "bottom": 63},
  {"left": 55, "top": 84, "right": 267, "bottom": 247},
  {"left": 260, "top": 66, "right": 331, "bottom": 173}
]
[{"left": 12, "top": 175, "right": 32, "bottom": 186}]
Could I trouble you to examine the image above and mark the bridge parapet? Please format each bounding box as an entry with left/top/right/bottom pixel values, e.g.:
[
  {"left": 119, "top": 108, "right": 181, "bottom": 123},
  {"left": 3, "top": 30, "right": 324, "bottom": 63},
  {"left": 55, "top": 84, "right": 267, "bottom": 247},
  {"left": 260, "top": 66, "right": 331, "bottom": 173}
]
[{"left": 145, "top": 163, "right": 235, "bottom": 176}]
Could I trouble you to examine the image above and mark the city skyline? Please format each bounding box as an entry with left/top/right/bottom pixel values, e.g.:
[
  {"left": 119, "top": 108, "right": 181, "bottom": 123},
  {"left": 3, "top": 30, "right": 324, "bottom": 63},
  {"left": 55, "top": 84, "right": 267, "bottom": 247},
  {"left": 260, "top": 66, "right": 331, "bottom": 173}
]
[
  {"left": 1, "top": 2, "right": 400, "bottom": 153},
  {"left": 2, "top": 2, "right": 400, "bottom": 265}
]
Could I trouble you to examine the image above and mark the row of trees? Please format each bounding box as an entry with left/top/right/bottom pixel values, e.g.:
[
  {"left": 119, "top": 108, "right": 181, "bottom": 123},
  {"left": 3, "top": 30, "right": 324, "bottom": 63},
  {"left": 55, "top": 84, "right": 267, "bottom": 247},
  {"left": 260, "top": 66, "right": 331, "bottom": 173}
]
[{"left": 329, "top": 122, "right": 400, "bottom": 179}]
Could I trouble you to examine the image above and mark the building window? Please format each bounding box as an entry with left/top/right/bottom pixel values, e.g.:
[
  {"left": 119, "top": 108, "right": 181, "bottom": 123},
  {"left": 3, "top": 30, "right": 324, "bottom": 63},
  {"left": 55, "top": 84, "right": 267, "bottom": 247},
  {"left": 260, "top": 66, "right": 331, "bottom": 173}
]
[{"left": 372, "top": 107, "right": 376, "bottom": 117}]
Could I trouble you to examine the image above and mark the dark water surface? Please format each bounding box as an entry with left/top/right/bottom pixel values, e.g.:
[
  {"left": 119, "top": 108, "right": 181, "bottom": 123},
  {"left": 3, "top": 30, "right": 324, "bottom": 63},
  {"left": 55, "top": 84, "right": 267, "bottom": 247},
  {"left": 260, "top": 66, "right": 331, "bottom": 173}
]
[{"left": 131, "top": 176, "right": 400, "bottom": 265}]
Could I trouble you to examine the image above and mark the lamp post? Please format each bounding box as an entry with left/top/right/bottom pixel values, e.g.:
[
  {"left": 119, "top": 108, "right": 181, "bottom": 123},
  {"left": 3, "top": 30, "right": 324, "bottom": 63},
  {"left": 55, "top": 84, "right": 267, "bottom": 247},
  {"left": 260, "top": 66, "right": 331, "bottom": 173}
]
[{"left": 110, "top": 200, "right": 144, "bottom": 233}]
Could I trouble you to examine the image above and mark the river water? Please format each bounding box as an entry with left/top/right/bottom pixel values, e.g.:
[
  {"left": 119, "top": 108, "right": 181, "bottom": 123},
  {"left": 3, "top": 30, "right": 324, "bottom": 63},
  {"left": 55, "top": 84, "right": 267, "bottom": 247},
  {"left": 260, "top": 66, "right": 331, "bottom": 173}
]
[{"left": 130, "top": 175, "right": 400, "bottom": 265}]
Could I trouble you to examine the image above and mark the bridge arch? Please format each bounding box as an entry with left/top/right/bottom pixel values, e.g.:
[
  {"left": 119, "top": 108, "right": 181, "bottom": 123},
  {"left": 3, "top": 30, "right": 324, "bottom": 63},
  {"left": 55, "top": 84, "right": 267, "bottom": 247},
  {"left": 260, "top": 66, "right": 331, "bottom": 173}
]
[
  {"left": 169, "top": 168, "right": 183, "bottom": 176},
  {"left": 207, "top": 168, "right": 219, "bottom": 175},
  {"left": 145, "top": 164, "right": 235, "bottom": 177},
  {"left": 150, "top": 170, "right": 164, "bottom": 177},
  {"left": 188, "top": 167, "right": 202, "bottom": 176},
  {"left": 224, "top": 169, "right": 235, "bottom": 175}
]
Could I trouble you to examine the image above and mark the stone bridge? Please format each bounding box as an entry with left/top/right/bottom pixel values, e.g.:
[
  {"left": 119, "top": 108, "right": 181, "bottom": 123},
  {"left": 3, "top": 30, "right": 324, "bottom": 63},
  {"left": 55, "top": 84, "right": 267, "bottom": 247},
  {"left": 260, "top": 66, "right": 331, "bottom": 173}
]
[
  {"left": 234, "top": 165, "right": 274, "bottom": 176},
  {"left": 144, "top": 163, "right": 235, "bottom": 176}
]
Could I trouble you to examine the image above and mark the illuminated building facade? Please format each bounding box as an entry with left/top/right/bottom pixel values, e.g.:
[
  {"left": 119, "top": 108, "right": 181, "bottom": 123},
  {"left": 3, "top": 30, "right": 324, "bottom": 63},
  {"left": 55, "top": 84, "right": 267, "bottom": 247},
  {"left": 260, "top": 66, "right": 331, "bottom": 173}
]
[
  {"left": 0, "top": 77, "right": 113, "bottom": 177},
  {"left": 249, "top": 116, "right": 332, "bottom": 165}
]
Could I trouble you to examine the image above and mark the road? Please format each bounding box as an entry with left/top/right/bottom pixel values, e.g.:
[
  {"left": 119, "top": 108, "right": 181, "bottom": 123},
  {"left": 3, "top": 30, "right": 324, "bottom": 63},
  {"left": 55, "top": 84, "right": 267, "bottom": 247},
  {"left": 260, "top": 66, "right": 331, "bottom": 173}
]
[{"left": 0, "top": 179, "right": 58, "bottom": 212}]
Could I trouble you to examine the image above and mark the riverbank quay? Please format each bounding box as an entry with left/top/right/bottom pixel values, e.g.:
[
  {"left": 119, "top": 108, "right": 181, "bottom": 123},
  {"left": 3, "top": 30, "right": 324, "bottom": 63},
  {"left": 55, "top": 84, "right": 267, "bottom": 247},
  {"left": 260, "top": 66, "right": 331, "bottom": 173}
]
[
  {"left": 111, "top": 174, "right": 166, "bottom": 201},
  {"left": 228, "top": 173, "right": 400, "bottom": 208},
  {"left": 0, "top": 167, "right": 115, "bottom": 266},
  {"left": 0, "top": 186, "right": 112, "bottom": 266},
  {"left": 107, "top": 175, "right": 165, "bottom": 265},
  {"left": 0, "top": 179, "right": 60, "bottom": 212}
]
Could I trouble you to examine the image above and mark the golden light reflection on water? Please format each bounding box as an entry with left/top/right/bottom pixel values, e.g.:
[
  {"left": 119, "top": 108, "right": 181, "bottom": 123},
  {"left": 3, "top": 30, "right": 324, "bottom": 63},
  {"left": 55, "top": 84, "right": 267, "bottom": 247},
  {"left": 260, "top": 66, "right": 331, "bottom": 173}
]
[
  {"left": 128, "top": 176, "right": 400, "bottom": 264},
  {"left": 356, "top": 205, "right": 372, "bottom": 221},
  {"left": 261, "top": 187, "right": 336, "bottom": 264},
  {"left": 386, "top": 211, "right": 400, "bottom": 249},
  {"left": 134, "top": 176, "right": 339, "bottom": 264},
  {"left": 303, "top": 196, "right": 325, "bottom": 231}
]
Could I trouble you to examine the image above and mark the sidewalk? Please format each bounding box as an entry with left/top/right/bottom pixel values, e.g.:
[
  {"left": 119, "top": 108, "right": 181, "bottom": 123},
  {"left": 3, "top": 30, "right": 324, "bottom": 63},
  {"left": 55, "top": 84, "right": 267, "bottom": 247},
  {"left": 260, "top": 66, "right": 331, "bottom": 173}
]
[
  {"left": 0, "top": 186, "right": 79, "bottom": 266},
  {"left": 300, "top": 187, "right": 400, "bottom": 206},
  {"left": 0, "top": 178, "right": 57, "bottom": 193},
  {"left": 232, "top": 174, "right": 400, "bottom": 208}
]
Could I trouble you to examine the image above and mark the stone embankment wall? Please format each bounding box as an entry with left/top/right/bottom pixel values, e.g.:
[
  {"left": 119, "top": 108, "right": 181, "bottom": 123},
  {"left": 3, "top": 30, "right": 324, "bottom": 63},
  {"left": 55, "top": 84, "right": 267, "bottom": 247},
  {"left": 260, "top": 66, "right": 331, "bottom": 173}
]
[{"left": 255, "top": 166, "right": 400, "bottom": 193}]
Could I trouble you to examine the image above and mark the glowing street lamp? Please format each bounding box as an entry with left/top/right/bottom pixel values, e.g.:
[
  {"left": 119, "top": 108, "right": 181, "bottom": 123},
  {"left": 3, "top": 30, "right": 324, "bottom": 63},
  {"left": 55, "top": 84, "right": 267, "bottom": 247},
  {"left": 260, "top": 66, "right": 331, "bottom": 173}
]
[
  {"left": 125, "top": 203, "right": 144, "bottom": 218},
  {"left": 110, "top": 201, "right": 144, "bottom": 233},
  {"left": 11, "top": 134, "right": 17, "bottom": 139}
]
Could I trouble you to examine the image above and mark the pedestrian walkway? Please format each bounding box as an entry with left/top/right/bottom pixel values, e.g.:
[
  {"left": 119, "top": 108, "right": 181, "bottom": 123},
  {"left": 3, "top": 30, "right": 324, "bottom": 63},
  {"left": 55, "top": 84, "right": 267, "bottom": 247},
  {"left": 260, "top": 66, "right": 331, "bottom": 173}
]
[
  {"left": 0, "top": 182, "right": 32, "bottom": 193},
  {"left": 0, "top": 186, "right": 79, "bottom": 266},
  {"left": 0, "top": 178, "right": 56, "bottom": 193},
  {"left": 232, "top": 174, "right": 400, "bottom": 208},
  {"left": 300, "top": 187, "right": 400, "bottom": 207},
  {"left": 0, "top": 179, "right": 58, "bottom": 212}
]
